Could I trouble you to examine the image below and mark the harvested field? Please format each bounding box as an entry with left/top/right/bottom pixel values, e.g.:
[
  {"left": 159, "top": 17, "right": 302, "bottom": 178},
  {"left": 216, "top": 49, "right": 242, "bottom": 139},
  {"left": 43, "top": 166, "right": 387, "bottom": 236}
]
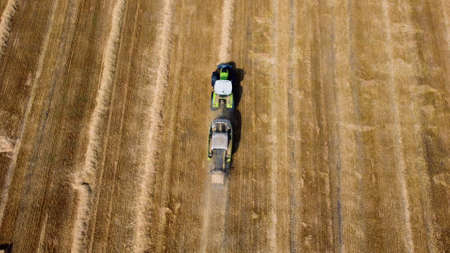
[{"left": 0, "top": 0, "right": 448, "bottom": 252}]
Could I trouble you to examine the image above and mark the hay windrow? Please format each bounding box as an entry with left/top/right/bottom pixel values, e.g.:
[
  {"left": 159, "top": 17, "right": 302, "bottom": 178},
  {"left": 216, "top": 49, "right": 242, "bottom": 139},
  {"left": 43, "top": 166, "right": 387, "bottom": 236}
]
[
  {"left": 133, "top": 0, "right": 174, "bottom": 251},
  {"left": 71, "top": 0, "right": 126, "bottom": 252},
  {"left": 0, "top": 0, "right": 18, "bottom": 56}
]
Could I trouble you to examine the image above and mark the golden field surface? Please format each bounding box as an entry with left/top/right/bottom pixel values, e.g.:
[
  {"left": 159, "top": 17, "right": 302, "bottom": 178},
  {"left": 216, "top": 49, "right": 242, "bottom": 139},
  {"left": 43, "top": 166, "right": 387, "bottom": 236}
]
[{"left": 0, "top": 0, "right": 448, "bottom": 252}]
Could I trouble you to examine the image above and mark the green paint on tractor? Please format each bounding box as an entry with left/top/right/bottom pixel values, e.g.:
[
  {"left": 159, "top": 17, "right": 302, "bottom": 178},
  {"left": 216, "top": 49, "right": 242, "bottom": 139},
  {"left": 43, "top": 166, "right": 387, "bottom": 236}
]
[
  {"left": 227, "top": 94, "right": 233, "bottom": 109},
  {"left": 220, "top": 69, "right": 229, "bottom": 80}
]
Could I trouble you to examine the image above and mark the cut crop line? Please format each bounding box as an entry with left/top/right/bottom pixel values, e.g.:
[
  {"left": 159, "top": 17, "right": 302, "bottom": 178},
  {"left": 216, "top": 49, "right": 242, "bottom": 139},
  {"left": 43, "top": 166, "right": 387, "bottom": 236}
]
[
  {"left": 94, "top": 2, "right": 140, "bottom": 252},
  {"left": 437, "top": 0, "right": 449, "bottom": 46},
  {"left": 408, "top": 69, "right": 438, "bottom": 253},
  {"left": 0, "top": 0, "right": 58, "bottom": 227},
  {"left": 346, "top": 0, "right": 370, "bottom": 251},
  {"left": 287, "top": 0, "right": 299, "bottom": 252},
  {"left": 86, "top": 2, "right": 129, "bottom": 249},
  {"left": 269, "top": 0, "right": 279, "bottom": 251},
  {"left": 403, "top": 1, "right": 439, "bottom": 251},
  {"left": 406, "top": 1, "right": 441, "bottom": 251},
  {"left": 381, "top": 1, "right": 414, "bottom": 252},
  {"left": 0, "top": 0, "right": 17, "bottom": 56},
  {"left": 133, "top": 0, "right": 174, "bottom": 251},
  {"left": 436, "top": 0, "right": 450, "bottom": 92},
  {"left": 37, "top": 212, "right": 48, "bottom": 253},
  {"left": 70, "top": 0, "right": 126, "bottom": 252},
  {"left": 153, "top": 49, "right": 180, "bottom": 253},
  {"left": 218, "top": 0, "right": 234, "bottom": 63},
  {"left": 317, "top": 0, "right": 343, "bottom": 249}
]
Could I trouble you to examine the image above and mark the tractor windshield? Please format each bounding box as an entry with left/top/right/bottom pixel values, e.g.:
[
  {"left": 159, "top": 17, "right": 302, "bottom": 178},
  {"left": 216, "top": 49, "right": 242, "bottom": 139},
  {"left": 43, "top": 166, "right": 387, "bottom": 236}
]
[{"left": 220, "top": 68, "right": 229, "bottom": 80}]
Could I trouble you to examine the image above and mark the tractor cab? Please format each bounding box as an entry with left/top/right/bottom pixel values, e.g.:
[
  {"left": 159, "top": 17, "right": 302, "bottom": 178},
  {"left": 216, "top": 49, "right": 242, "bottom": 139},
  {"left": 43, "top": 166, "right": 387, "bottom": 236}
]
[
  {"left": 219, "top": 67, "right": 230, "bottom": 80},
  {"left": 211, "top": 64, "right": 235, "bottom": 111},
  {"left": 211, "top": 63, "right": 234, "bottom": 85}
]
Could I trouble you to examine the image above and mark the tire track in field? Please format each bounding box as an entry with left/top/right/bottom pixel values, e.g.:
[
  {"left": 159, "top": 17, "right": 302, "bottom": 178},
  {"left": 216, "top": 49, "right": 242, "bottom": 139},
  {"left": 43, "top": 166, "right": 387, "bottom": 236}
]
[
  {"left": 9, "top": 3, "right": 82, "bottom": 251},
  {"left": 329, "top": 6, "right": 343, "bottom": 253},
  {"left": 390, "top": 1, "right": 439, "bottom": 251},
  {"left": 437, "top": 0, "right": 448, "bottom": 45},
  {"left": 89, "top": 2, "right": 139, "bottom": 252},
  {"left": 314, "top": 0, "right": 342, "bottom": 250},
  {"left": 0, "top": 0, "right": 17, "bottom": 56},
  {"left": 0, "top": 0, "right": 58, "bottom": 226},
  {"left": 37, "top": 212, "right": 48, "bottom": 253},
  {"left": 269, "top": 0, "right": 279, "bottom": 251},
  {"left": 410, "top": 1, "right": 447, "bottom": 251},
  {"left": 71, "top": 1, "right": 125, "bottom": 252},
  {"left": 380, "top": 1, "right": 414, "bottom": 252},
  {"left": 287, "top": 0, "right": 299, "bottom": 251},
  {"left": 345, "top": 0, "right": 370, "bottom": 251},
  {"left": 334, "top": 0, "right": 368, "bottom": 251},
  {"left": 435, "top": 0, "right": 450, "bottom": 93},
  {"left": 86, "top": 2, "right": 133, "bottom": 251},
  {"left": 133, "top": 0, "right": 174, "bottom": 251},
  {"left": 218, "top": 0, "right": 234, "bottom": 63},
  {"left": 153, "top": 35, "right": 181, "bottom": 252}
]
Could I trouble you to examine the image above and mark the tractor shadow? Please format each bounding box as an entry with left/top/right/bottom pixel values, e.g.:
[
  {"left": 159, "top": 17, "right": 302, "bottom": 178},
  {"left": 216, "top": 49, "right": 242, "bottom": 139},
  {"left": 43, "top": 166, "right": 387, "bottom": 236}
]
[{"left": 227, "top": 61, "right": 244, "bottom": 156}]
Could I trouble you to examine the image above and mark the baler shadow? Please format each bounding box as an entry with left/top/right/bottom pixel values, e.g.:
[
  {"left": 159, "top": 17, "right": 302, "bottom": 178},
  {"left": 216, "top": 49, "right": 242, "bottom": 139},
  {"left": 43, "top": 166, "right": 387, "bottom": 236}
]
[
  {"left": 227, "top": 61, "right": 244, "bottom": 156},
  {"left": 0, "top": 244, "right": 12, "bottom": 253}
]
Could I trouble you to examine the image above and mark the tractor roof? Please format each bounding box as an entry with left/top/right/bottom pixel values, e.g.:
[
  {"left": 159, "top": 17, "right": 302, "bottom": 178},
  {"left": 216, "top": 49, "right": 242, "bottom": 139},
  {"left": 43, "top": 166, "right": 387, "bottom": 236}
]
[{"left": 214, "top": 80, "right": 232, "bottom": 96}]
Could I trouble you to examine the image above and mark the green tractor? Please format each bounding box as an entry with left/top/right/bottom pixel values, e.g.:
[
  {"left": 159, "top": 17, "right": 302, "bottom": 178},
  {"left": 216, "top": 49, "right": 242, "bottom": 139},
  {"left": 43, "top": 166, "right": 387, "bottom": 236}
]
[
  {"left": 210, "top": 63, "right": 235, "bottom": 111},
  {"left": 207, "top": 118, "right": 233, "bottom": 185}
]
